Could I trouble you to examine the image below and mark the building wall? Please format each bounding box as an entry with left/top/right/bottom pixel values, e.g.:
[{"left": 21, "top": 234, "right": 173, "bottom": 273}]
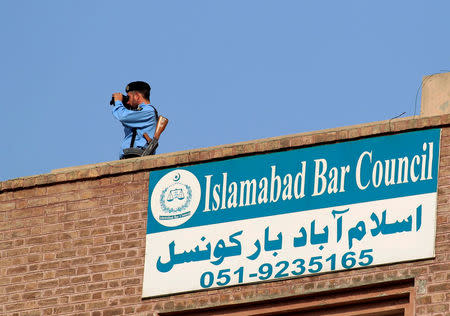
[{"left": 1, "top": 115, "right": 449, "bottom": 316}]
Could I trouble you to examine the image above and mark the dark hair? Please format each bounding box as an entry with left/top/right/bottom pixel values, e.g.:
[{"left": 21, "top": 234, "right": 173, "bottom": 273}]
[
  {"left": 126, "top": 81, "right": 151, "bottom": 100},
  {"left": 135, "top": 89, "right": 150, "bottom": 100}
]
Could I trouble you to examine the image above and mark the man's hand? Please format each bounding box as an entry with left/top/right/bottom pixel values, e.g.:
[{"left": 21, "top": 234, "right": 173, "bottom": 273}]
[{"left": 113, "top": 93, "right": 123, "bottom": 102}]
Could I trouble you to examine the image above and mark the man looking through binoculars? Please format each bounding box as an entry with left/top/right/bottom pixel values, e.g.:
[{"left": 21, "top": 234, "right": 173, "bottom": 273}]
[{"left": 111, "top": 81, "right": 158, "bottom": 159}]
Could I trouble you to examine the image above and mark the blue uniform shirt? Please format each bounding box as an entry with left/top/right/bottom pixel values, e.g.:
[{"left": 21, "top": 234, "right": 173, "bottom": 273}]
[{"left": 112, "top": 101, "right": 157, "bottom": 157}]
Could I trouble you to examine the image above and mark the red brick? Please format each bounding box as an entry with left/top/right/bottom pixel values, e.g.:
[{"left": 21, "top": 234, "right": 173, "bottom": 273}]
[
  {"left": 103, "top": 308, "right": 124, "bottom": 316},
  {"left": 27, "top": 196, "right": 48, "bottom": 207},
  {"left": 9, "top": 207, "right": 44, "bottom": 219},
  {"left": 71, "top": 293, "right": 91, "bottom": 302},
  {"left": 428, "top": 282, "right": 450, "bottom": 293},
  {"left": 89, "top": 245, "right": 109, "bottom": 255},
  {"left": 38, "top": 280, "right": 58, "bottom": 289},
  {"left": 87, "top": 301, "right": 108, "bottom": 309},
  {"left": 0, "top": 201, "right": 15, "bottom": 211},
  {"left": 426, "top": 304, "right": 449, "bottom": 313},
  {"left": 37, "top": 298, "right": 58, "bottom": 307},
  {"left": 55, "top": 250, "right": 77, "bottom": 259},
  {"left": 5, "top": 284, "right": 26, "bottom": 293},
  {"left": 88, "top": 282, "right": 107, "bottom": 291},
  {"left": 71, "top": 275, "right": 91, "bottom": 283},
  {"left": 67, "top": 199, "right": 100, "bottom": 211},
  {"left": 103, "top": 271, "right": 124, "bottom": 280},
  {"left": 6, "top": 266, "right": 27, "bottom": 275},
  {"left": 60, "top": 211, "right": 79, "bottom": 222},
  {"left": 104, "top": 289, "right": 124, "bottom": 298},
  {"left": 92, "top": 227, "right": 111, "bottom": 235},
  {"left": 121, "top": 258, "right": 142, "bottom": 268},
  {"left": 5, "top": 302, "right": 27, "bottom": 312},
  {"left": 429, "top": 263, "right": 450, "bottom": 273}
]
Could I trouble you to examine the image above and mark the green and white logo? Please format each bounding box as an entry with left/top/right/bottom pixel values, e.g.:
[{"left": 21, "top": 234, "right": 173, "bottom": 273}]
[{"left": 150, "top": 169, "right": 201, "bottom": 227}]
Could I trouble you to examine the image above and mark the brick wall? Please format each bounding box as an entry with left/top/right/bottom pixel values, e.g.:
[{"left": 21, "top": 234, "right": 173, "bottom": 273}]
[{"left": 1, "top": 114, "right": 449, "bottom": 315}]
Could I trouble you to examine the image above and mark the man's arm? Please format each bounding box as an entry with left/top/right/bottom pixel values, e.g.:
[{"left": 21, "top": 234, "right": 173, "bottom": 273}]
[{"left": 112, "top": 103, "right": 156, "bottom": 129}]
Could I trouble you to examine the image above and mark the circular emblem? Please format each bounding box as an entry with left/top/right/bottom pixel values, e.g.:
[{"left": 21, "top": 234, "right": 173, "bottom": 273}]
[{"left": 151, "top": 169, "right": 201, "bottom": 227}]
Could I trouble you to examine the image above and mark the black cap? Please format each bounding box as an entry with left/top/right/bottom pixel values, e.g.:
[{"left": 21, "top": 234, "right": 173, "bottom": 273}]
[{"left": 125, "top": 81, "right": 151, "bottom": 93}]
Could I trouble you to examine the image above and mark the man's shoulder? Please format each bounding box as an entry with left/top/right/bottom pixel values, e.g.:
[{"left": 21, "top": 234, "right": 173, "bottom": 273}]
[
  {"left": 140, "top": 103, "right": 157, "bottom": 111},
  {"left": 137, "top": 104, "right": 157, "bottom": 119}
]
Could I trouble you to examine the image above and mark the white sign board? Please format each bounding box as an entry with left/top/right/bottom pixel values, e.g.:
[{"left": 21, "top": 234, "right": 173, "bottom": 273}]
[{"left": 142, "top": 129, "right": 440, "bottom": 297}]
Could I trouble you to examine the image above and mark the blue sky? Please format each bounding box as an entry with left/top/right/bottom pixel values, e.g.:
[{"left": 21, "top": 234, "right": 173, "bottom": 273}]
[{"left": 1, "top": 1, "right": 449, "bottom": 181}]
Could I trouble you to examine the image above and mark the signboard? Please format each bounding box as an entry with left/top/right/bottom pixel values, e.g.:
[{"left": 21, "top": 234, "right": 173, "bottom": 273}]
[{"left": 142, "top": 129, "right": 440, "bottom": 298}]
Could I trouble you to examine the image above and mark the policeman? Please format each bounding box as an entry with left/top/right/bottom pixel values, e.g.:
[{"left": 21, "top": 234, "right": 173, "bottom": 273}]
[{"left": 112, "top": 81, "right": 158, "bottom": 159}]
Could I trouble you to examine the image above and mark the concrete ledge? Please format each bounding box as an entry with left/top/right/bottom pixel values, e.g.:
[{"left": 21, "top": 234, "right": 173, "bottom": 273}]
[{"left": 1, "top": 114, "right": 449, "bottom": 192}]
